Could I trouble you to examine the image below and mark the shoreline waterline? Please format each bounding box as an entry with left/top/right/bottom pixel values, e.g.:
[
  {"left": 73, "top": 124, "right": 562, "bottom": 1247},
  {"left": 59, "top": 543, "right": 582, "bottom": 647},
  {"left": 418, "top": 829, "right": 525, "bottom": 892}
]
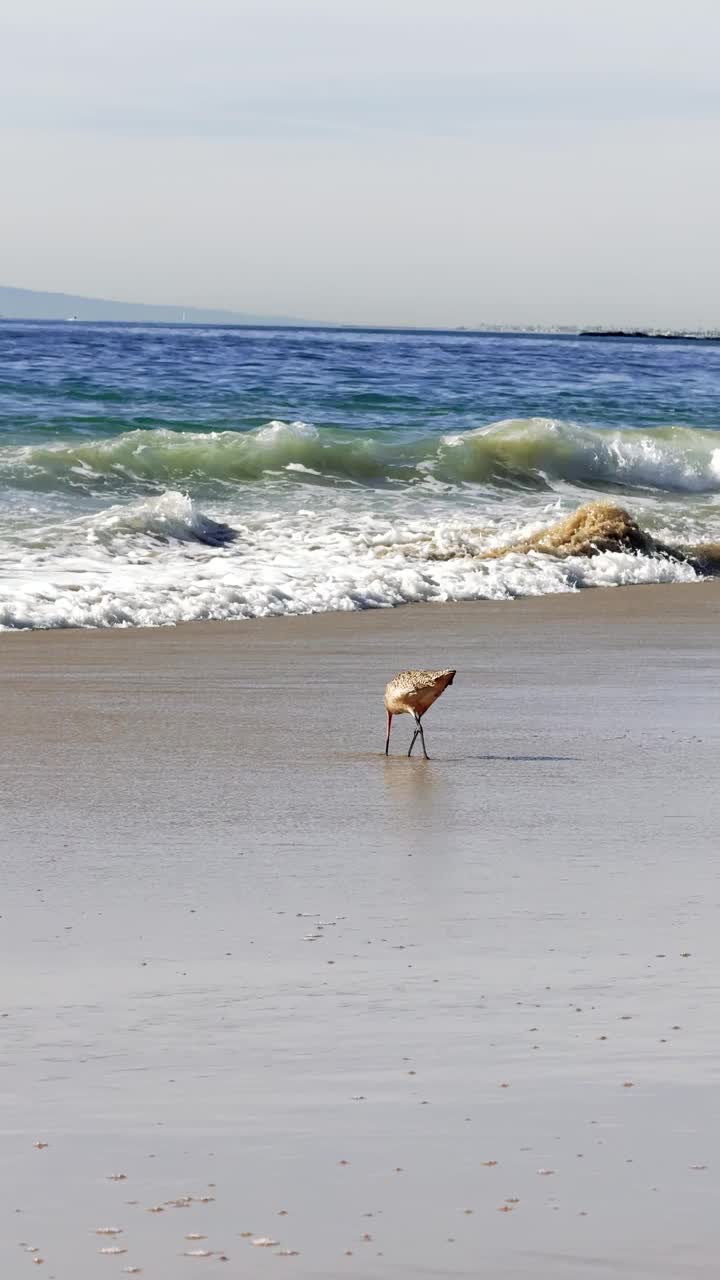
[{"left": 1, "top": 574, "right": 718, "bottom": 647}]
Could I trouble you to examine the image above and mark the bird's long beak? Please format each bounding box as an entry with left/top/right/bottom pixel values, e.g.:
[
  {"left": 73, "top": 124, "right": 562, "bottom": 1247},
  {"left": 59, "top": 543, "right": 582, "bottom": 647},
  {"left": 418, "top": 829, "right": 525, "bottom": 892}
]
[{"left": 384, "top": 711, "right": 393, "bottom": 755}]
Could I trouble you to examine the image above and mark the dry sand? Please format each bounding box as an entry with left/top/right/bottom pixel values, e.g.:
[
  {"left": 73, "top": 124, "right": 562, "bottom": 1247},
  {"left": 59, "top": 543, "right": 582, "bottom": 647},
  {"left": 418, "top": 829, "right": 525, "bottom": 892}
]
[{"left": 1, "top": 583, "right": 720, "bottom": 1277}]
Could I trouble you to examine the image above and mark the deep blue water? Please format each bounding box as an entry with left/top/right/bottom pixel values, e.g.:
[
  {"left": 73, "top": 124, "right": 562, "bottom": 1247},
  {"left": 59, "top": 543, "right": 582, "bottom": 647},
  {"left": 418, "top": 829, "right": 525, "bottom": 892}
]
[{"left": 2, "top": 322, "right": 720, "bottom": 444}]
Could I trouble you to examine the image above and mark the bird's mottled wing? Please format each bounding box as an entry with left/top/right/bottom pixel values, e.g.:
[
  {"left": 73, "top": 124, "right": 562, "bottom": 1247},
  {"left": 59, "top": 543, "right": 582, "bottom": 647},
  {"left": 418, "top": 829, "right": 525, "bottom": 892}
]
[{"left": 386, "top": 668, "right": 455, "bottom": 695}]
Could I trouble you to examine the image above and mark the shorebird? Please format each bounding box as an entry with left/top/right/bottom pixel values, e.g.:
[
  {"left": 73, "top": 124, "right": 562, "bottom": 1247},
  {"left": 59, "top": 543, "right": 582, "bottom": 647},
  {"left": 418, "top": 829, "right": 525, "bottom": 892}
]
[{"left": 384, "top": 669, "right": 456, "bottom": 760}]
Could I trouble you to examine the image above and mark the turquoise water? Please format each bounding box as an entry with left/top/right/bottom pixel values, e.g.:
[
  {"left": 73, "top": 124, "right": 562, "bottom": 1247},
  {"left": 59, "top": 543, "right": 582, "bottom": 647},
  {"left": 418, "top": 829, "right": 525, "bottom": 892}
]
[{"left": 2, "top": 321, "right": 720, "bottom": 628}]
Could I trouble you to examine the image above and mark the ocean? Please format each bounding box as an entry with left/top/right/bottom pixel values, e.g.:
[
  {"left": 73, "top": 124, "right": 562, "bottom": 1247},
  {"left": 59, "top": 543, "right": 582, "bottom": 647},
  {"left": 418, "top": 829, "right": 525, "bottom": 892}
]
[{"left": 2, "top": 320, "right": 720, "bottom": 630}]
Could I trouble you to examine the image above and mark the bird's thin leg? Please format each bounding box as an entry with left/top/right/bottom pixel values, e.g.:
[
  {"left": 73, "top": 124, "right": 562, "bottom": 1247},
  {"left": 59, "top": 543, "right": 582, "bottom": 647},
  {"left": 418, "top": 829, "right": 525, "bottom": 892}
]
[
  {"left": 385, "top": 711, "right": 393, "bottom": 755},
  {"left": 417, "top": 717, "right": 430, "bottom": 760},
  {"left": 404, "top": 716, "right": 420, "bottom": 752}
]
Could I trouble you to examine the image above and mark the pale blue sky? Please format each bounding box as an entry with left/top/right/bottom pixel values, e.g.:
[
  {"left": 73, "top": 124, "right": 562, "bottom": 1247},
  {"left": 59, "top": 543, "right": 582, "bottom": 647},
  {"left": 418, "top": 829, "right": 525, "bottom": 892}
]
[{"left": 2, "top": 0, "right": 719, "bottom": 326}]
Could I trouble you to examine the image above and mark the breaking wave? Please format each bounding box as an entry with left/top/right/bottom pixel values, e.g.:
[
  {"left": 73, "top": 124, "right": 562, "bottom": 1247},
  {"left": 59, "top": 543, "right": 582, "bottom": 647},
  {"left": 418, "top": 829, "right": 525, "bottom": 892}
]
[
  {"left": 0, "top": 495, "right": 710, "bottom": 631},
  {"left": 5, "top": 418, "right": 720, "bottom": 495},
  {"left": 86, "top": 491, "right": 236, "bottom": 547}
]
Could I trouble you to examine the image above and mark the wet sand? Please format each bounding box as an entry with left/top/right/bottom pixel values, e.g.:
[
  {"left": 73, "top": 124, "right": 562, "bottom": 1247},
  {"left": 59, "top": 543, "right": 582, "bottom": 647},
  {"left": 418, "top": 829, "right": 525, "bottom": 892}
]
[{"left": 2, "top": 583, "right": 720, "bottom": 1278}]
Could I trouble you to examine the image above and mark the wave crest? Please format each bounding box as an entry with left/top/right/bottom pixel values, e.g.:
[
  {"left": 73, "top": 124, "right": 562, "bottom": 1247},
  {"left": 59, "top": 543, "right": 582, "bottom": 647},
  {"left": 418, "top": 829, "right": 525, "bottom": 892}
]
[
  {"left": 439, "top": 419, "right": 720, "bottom": 492},
  {"left": 87, "top": 491, "right": 236, "bottom": 547},
  {"left": 483, "top": 501, "right": 682, "bottom": 561},
  {"left": 4, "top": 418, "right": 720, "bottom": 495}
]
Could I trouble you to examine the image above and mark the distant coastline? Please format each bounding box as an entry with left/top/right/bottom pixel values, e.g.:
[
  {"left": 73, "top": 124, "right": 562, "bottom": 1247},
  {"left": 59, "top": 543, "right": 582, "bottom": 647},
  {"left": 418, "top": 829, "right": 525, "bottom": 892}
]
[
  {"left": 578, "top": 328, "right": 720, "bottom": 342},
  {"left": 0, "top": 283, "right": 305, "bottom": 328},
  {"left": 1, "top": 284, "right": 718, "bottom": 339}
]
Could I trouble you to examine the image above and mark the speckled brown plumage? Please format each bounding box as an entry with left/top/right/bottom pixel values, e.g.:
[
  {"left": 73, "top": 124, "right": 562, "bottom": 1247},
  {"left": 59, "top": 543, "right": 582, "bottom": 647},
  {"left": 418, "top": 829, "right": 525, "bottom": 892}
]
[{"left": 384, "top": 668, "right": 456, "bottom": 759}]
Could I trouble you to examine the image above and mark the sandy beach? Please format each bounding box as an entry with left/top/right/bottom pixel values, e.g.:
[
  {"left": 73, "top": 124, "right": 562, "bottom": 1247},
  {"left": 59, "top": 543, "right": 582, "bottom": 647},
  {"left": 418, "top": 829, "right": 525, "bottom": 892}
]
[{"left": 2, "top": 583, "right": 720, "bottom": 1278}]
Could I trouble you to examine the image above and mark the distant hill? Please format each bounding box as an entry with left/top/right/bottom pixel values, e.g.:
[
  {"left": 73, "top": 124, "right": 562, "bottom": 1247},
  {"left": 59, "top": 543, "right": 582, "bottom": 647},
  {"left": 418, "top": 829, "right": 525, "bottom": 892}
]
[{"left": 0, "top": 284, "right": 304, "bottom": 327}]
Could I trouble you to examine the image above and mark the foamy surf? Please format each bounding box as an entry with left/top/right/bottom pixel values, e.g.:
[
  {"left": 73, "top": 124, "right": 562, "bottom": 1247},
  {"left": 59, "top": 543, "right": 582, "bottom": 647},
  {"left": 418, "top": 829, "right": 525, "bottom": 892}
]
[
  {"left": 87, "top": 492, "right": 236, "bottom": 547},
  {"left": 0, "top": 494, "right": 704, "bottom": 630}
]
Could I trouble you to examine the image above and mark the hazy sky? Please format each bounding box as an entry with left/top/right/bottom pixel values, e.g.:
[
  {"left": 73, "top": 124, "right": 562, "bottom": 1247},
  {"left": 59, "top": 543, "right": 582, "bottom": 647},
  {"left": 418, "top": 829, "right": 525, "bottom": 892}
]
[{"left": 2, "top": 0, "right": 719, "bottom": 326}]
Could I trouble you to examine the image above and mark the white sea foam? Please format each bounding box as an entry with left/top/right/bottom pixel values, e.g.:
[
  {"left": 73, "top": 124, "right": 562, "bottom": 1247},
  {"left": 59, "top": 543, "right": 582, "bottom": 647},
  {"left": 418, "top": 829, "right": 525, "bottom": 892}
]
[
  {"left": 88, "top": 491, "right": 236, "bottom": 546},
  {"left": 0, "top": 489, "right": 702, "bottom": 630}
]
